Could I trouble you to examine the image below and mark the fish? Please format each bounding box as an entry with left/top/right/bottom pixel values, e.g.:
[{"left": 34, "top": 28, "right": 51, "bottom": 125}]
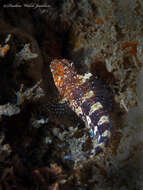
[{"left": 50, "top": 59, "right": 112, "bottom": 157}]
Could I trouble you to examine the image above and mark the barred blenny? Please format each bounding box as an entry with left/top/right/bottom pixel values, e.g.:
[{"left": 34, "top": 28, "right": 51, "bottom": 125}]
[{"left": 50, "top": 59, "right": 112, "bottom": 158}]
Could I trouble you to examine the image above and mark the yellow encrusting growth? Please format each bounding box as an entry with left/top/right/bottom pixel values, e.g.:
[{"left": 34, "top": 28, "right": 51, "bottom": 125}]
[{"left": 0, "top": 44, "right": 10, "bottom": 57}]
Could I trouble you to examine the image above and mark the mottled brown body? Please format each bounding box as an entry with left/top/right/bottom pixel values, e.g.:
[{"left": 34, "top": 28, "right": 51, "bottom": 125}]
[{"left": 50, "top": 59, "right": 112, "bottom": 156}]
